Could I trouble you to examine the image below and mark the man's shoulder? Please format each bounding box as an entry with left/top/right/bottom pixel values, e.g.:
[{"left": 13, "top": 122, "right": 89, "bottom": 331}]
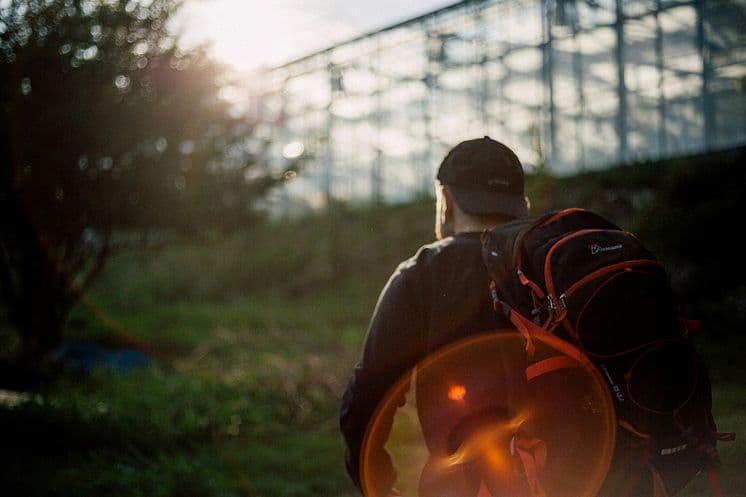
[{"left": 396, "top": 233, "right": 482, "bottom": 274}]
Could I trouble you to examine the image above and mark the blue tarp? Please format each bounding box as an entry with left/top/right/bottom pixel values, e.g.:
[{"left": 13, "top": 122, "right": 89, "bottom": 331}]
[{"left": 53, "top": 341, "right": 153, "bottom": 374}]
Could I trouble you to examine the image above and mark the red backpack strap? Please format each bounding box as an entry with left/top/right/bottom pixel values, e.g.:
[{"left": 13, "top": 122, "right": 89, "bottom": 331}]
[
  {"left": 649, "top": 465, "right": 670, "bottom": 497},
  {"left": 713, "top": 431, "right": 736, "bottom": 442},
  {"left": 680, "top": 318, "right": 703, "bottom": 335},
  {"left": 507, "top": 309, "right": 541, "bottom": 356},
  {"left": 707, "top": 467, "right": 729, "bottom": 497},
  {"left": 701, "top": 429, "right": 735, "bottom": 497},
  {"left": 512, "top": 435, "right": 548, "bottom": 497},
  {"left": 619, "top": 419, "right": 652, "bottom": 441},
  {"left": 525, "top": 355, "right": 579, "bottom": 381}
]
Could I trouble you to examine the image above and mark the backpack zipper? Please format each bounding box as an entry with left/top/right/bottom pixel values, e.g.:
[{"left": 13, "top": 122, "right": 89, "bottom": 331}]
[
  {"left": 513, "top": 208, "right": 584, "bottom": 268},
  {"left": 543, "top": 228, "right": 608, "bottom": 317}
]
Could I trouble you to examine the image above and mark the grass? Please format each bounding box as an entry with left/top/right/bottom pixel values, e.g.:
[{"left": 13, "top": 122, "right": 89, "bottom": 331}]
[
  {"left": 0, "top": 349, "right": 352, "bottom": 491},
  {"left": 0, "top": 199, "right": 436, "bottom": 497},
  {"left": 1, "top": 197, "right": 744, "bottom": 496}
]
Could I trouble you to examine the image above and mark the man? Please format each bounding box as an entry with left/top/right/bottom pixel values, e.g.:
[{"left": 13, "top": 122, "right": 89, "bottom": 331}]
[{"left": 340, "top": 136, "right": 531, "bottom": 495}]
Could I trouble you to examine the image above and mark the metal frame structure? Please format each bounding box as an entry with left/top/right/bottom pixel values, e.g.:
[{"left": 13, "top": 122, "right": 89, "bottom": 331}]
[{"left": 247, "top": 0, "right": 746, "bottom": 211}]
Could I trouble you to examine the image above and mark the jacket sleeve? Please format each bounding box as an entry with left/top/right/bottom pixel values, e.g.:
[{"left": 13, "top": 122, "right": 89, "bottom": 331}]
[{"left": 339, "top": 260, "right": 427, "bottom": 493}]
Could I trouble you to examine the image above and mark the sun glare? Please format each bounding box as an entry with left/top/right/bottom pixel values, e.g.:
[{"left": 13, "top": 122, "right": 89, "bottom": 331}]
[
  {"left": 181, "top": 2, "right": 297, "bottom": 71},
  {"left": 178, "top": 1, "right": 457, "bottom": 73},
  {"left": 180, "top": 1, "right": 353, "bottom": 72}
]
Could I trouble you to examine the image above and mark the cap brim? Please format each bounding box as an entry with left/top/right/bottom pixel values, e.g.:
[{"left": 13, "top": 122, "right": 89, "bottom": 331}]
[{"left": 449, "top": 186, "right": 528, "bottom": 218}]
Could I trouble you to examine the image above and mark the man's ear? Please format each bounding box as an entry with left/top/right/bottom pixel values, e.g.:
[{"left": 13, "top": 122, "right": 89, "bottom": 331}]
[{"left": 441, "top": 186, "right": 455, "bottom": 224}]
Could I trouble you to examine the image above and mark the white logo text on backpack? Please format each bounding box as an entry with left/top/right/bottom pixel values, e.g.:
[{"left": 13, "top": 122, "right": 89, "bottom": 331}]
[
  {"left": 600, "top": 364, "right": 625, "bottom": 403},
  {"left": 660, "top": 443, "right": 688, "bottom": 456},
  {"left": 589, "top": 243, "right": 623, "bottom": 255}
]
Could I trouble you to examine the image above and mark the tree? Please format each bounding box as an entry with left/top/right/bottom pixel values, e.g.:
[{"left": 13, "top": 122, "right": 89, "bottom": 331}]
[{"left": 0, "top": 0, "right": 283, "bottom": 362}]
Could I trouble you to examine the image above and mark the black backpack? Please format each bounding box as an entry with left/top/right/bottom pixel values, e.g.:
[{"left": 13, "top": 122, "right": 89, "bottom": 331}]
[{"left": 480, "top": 207, "right": 734, "bottom": 497}]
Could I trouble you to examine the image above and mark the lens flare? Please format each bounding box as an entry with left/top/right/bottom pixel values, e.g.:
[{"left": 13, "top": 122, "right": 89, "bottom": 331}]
[
  {"left": 448, "top": 384, "right": 467, "bottom": 402},
  {"left": 440, "top": 413, "right": 526, "bottom": 468},
  {"left": 360, "top": 330, "right": 616, "bottom": 497}
]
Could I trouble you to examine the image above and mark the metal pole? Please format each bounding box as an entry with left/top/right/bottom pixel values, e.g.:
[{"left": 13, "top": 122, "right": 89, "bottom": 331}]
[
  {"left": 695, "top": 0, "right": 714, "bottom": 149},
  {"left": 654, "top": 0, "right": 667, "bottom": 156},
  {"left": 424, "top": 31, "right": 437, "bottom": 194},
  {"left": 372, "top": 41, "right": 383, "bottom": 203},
  {"left": 476, "top": 10, "right": 489, "bottom": 129},
  {"left": 572, "top": 8, "right": 586, "bottom": 170},
  {"left": 542, "top": 0, "right": 557, "bottom": 166},
  {"left": 324, "top": 61, "right": 336, "bottom": 207},
  {"left": 615, "top": 0, "right": 628, "bottom": 163}
]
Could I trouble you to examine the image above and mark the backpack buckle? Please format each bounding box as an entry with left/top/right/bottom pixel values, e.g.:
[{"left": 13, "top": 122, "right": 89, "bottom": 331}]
[
  {"left": 547, "top": 294, "right": 567, "bottom": 323},
  {"left": 547, "top": 295, "right": 556, "bottom": 311}
]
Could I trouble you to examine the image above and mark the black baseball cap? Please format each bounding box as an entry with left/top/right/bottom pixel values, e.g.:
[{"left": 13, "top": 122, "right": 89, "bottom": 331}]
[{"left": 436, "top": 136, "right": 527, "bottom": 218}]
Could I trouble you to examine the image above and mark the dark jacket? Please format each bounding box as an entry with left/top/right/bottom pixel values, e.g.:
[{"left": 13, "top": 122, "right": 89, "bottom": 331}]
[{"left": 339, "top": 231, "right": 512, "bottom": 491}]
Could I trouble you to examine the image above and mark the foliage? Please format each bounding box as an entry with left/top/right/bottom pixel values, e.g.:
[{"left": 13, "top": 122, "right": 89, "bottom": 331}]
[{"left": 0, "top": 0, "right": 282, "bottom": 359}]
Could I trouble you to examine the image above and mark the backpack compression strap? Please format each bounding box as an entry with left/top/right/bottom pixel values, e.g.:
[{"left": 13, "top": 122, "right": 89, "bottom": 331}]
[
  {"left": 506, "top": 308, "right": 540, "bottom": 356},
  {"left": 525, "top": 355, "right": 580, "bottom": 381},
  {"left": 512, "top": 435, "right": 548, "bottom": 497},
  {"left": 506, "top": 307, "right": 586, "bottom": 380}
]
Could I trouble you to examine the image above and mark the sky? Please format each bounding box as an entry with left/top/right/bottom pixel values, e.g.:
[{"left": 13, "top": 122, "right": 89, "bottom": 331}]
[{"left": 177, "top": 0, "right": 455, "bottom": 72}]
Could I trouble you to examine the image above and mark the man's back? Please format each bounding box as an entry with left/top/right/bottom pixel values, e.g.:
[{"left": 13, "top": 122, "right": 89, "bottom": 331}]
[{"left": 340, "top": 232, "right": 511, "bottom": 490}]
